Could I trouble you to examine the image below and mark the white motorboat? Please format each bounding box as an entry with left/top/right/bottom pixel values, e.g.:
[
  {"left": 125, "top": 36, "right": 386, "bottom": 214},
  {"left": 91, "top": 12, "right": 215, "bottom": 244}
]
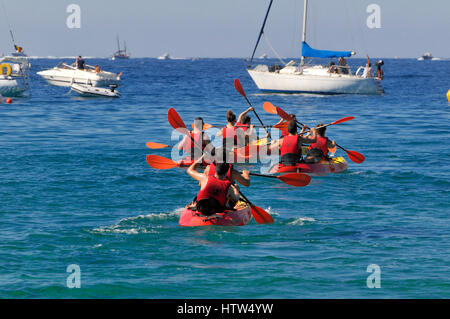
[
  {"left": 417, "top": 52, "right": 439, "bottom": 61},
  {"left": 157, "top": 53, "right": 171, "bottom": 60},
  {"left": 246, "top": 0, "right": 383, "bottom": 95},
  {"left": 0, "top": 56, "right": 30, "bottom": 97},
  {"left": 37, "top": 62, "right": 121, "bottom": 87},
  {"left": 71, "top": 83, "right": 120, "bottom": 98}
]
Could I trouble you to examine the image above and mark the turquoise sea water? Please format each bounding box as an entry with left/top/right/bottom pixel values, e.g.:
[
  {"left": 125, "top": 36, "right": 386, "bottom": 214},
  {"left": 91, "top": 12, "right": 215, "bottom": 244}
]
[{"left": 0, "top": 58, "right": 449, "bottom": 298}]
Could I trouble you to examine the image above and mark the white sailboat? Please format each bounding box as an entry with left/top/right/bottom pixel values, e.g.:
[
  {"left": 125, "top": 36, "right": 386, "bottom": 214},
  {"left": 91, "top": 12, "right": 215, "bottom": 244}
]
[{"left": 247, "top": 0, "right": 383, "bottom": 95}]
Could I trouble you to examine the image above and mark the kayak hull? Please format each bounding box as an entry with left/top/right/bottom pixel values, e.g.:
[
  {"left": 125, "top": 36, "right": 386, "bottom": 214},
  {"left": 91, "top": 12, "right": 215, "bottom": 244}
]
[
  {"left": 179, "top": 202, "right": 252, "bottom": 226},
  {"left": 269, "top": 157, "right": 348, "bottom": 176}
]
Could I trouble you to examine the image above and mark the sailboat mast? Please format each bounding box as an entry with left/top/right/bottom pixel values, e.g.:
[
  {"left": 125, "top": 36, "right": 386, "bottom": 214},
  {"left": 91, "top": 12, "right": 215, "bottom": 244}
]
[
  {"left": 117, "top": 36, "right": 121, "bottom": 51},
  {"left": 300, "top": 0, "right": 308, "bottom": 65}
]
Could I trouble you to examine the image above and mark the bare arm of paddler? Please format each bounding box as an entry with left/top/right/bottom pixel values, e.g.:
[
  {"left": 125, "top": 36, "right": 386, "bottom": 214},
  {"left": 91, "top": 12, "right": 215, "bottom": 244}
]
[
  {"left": 187, "top": 156, "right": 208, "bottom": 188},
  {"left": 237, "top": 106, "right": 254, "bottom": 123},
  {"left": 299, "top": 127, "right": 317, "bottom": 144},
  {"left": 232, "top": 169, "right": 250, "bottom": 187}
]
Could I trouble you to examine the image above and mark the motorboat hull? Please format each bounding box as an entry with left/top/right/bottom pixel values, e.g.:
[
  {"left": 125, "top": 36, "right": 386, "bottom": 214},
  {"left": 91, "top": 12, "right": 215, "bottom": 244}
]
[
  {"left": 37, "top": 66, "right": 120, "bottom": 88},
  {"left": 0, "top": 76, "right": 28, "bottom": 97},
  {"left": 71, "top": 83, "right": 120, "bottom": 98}
]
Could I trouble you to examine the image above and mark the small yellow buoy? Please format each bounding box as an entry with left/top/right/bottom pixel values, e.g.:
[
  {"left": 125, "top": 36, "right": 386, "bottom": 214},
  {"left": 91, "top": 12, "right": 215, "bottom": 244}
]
[{"left": 447, "top": 89, "right": 450, "bottom": 102}]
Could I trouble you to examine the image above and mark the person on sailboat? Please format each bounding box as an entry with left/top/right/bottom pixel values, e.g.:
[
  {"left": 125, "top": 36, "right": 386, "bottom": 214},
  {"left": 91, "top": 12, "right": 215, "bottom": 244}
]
[
  {"left": 304, "top": 123, "right": 336, "bottom": 164},
  {"left": 362, "top": 55, "right": 373, "bottom": 78},
  {"left": 376, "top": 60, "right": 384, "bottom": 80},
  {"left": 338, "top": 57, "right": 349, "bottom": 75},
  {"left": 328, "top": 62, "right": 340, "bottom": 74},
  {"left": 269, "top": 121, "right": 316, "bottom": 166}
]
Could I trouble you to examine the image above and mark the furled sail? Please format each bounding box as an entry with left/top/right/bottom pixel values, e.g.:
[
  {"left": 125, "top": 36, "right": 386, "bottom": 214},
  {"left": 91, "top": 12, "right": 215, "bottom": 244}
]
[{"left": 301, "top": 42, "right": 353, "bottom": 58}]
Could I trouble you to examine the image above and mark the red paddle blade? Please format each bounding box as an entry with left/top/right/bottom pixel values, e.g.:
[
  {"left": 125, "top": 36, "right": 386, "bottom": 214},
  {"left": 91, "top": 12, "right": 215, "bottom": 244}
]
[
  {"left": 330, "top": 116, "right": 355, "bottom": 125},
  {"left": 275, "top": 106, "right": 294, "bottom": 122},
  {"left": 146, "top": 142, "right": 169, "bottom": 149},
  {"left": 346, "top": 150, "right": 365, "bottom": 164},
  {"left": 273, "top": 121, "right": 289, "bottom": 132},
  {"left": 168, "top": 108, "right": 189, "bottom": 135},
  {"left": 146, "top": 155, "right": 179, "bottom": 169},
  {"left": 250, "top": 205, "right": 274, "bottom": 224},
  {"left": 278, "top": 173, "right": 311, "bottom": 187},
  {"left": 263, "top": 101, "right": 277, "bottom": 114},
  {"left": 234, "top": 78, "right": 246, "bottom": 97}
]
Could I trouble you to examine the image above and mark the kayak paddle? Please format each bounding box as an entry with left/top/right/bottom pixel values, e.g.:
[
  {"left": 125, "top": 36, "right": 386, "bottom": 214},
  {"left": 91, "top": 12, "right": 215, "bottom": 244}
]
[
  {"left": 336, "top": 144, "right": 365, "bottom": 164},
  {"left": 146, "top": 155, "right": 179, "bottom": 169},
  {"left": 263, "top": 101, "right": 277, "bottom": 115},
  {"left": 234, "top": 78, "right": 271, "bottom": 139},
  {"left": 249, "top": 172, "right": 311, "bottom": 187},
  {"left": 227, "top": 179, "right": 273, "bottom": 224}
]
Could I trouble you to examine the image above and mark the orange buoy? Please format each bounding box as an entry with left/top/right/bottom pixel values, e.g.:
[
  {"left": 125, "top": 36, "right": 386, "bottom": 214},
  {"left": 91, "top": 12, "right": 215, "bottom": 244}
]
[{"left": 6, "top": 98, "right": 12, "bottom": 104}]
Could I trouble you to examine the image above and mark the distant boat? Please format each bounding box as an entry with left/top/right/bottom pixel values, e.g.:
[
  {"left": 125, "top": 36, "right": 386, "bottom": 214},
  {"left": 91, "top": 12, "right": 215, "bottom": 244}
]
[
  {"left": 157, "top": 53, "right": 171, "bottom": 60},
  {"left": 417, "top": 52, "right": 439, "bottom": 61},
  {"left": 112, "top": 36, "right": 130, "bottom": 60},
  {"left": 259, "top": 53, "right": 268, "bottom": 59},
  {"left": 246, "top": 0, "right": 383, "bottom": 95}
]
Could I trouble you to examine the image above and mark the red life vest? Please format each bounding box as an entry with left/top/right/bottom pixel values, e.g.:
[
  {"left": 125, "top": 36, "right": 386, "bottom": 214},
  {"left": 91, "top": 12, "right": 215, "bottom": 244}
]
[
  {"left": 208, "top": 163, "right": 233, "bottom": 180},
  {"left": 308, "top": 135, "right": 329, "bottom": 158},
  {"left": 222, "top": 127, "right": 238, "bottom": 141},
  {"left": 280, "top": 135, "right": 300, "bottom": 157},
  {"left": 197, "top": 176, "right": 231, "bottom": 207},
  {"left": 183, "top": 131, "right": 204, "bottom": 157},
  {"left": 236, "top": 121, "right": 249, "bottom": 132},
  {"left": 222, "top": 126, "right": 240, "bottom": 150}
]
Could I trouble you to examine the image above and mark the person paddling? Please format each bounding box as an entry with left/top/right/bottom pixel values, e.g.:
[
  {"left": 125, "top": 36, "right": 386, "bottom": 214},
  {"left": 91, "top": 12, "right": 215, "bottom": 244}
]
[
  {"left": 304, "top": 123, "right": 336, "bottom": 164},
  {"left": 216, "top": 110, "right": 245, "bottom": 163},
  {"left": 269, "top": 120, "right": 317, "bottom": 166},
  {"left": 187, "top": 156, "right": 240, "bottom": 216},
  {"left": 178, "top": 117, "right": 212, "bottom": 161},
  {"left": 203, "top": 161, "right": 250, "bottom": 187},
  {"left": 236, "top": 107, "right": 255, "bottom": 145}
]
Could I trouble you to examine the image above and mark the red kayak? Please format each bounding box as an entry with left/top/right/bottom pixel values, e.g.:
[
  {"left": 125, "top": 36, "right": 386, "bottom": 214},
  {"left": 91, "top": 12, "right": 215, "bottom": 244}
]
[
  {"left": 179, "top": 202, "right": 252, "bottom": 226},
  {"left": 269, "top": 156, "right": 348, "bottom": 176}
]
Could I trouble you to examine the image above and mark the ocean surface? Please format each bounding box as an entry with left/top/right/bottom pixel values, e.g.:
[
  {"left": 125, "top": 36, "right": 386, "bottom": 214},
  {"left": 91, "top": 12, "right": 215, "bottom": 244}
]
[{"left": 0, "top": 57, "right": 449, "bottom": 298}]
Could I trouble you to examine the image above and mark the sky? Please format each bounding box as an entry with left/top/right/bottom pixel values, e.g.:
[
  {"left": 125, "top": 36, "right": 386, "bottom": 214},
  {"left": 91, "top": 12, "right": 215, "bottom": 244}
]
[{"left": 0, "top": 0, "right": 449, "bottom": 58}]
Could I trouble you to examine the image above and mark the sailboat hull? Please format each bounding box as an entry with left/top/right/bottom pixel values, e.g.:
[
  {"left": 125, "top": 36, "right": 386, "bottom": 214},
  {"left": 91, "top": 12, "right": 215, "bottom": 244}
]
[{"left": 247, "top": 69, "right": 383, "bottom": 95}]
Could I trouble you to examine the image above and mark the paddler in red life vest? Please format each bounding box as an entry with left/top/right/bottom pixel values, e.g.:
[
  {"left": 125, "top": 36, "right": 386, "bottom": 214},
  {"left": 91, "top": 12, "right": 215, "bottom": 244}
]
[
  {"left": 187, "top": 156, "right": 241, "bottom": 216},
  {"left": 203, "top": 161, "right": 250, "bottom": 187},
  {"left": 304, "top": 123, "right": 336, "bottom": 164},
  {"left": 276, "top": 114, "right": 297, "bottom": 138},
  {"left": 178, "top": 117, "right": 212, "bottom": 162},
  {"left": 269, "top": 120, "right": 317, "bottom": 166},
  {"left": 216, "top": 110, "right": 245, "bottom": 163},
  {"left": 236, "top": 107, "right": 255, "bottom": 145}
]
